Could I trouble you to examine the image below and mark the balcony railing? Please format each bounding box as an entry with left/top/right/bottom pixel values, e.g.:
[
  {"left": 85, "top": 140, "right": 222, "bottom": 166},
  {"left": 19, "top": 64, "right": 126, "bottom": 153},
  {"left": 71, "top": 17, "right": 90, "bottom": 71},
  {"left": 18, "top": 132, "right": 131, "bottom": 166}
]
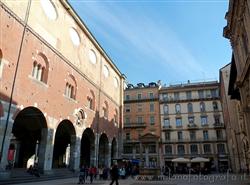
[
  {"left": 124, "top": 122, "right": 146, "bottom": 128},
  {"left": 213, "top": 123, "right": 224, "bottom": 128},
  {"left": 162, "top": 125, "right": 172, "bottom": 130},
  {"left": 159, "top": 94, "right": 219, "bottom": 103},
  {"left": 163, "top": 137, "right": 227, "bottom": 143},
  {"left": 187, "top": 123, "right": 198, "bottom": 129}
]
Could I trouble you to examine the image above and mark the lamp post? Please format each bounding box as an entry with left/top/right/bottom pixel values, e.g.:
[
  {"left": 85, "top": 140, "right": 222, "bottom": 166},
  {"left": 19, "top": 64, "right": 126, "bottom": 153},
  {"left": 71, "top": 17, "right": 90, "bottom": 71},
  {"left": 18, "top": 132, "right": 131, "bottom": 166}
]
[{"left": 34, "top": 140, "right": 39, "bottom": 165}]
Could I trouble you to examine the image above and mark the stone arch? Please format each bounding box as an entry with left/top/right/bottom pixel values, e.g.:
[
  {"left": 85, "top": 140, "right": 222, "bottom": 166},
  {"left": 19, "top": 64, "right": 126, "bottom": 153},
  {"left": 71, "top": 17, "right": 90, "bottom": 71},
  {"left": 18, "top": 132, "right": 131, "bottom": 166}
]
[
  {"left": 80, "top": 128, "right": 95, "bottom": 167},
  {"left": 11, "top": 106, "right": 47, "bottom": 168},
  {"left": 52, "top": 119, "right": 76, "bottom": 169}
]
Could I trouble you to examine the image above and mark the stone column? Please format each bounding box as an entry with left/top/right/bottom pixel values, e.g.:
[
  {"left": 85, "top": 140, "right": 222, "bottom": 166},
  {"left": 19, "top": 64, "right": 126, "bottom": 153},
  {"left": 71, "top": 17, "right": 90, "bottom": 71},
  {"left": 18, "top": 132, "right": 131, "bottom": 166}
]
[
  {"left": 93, "top": 133, "right": 99, "bottom": 167},
  {"left": 107, "top": 142, "right": 112, "bottom": 168},
  {"left": 38, "top": 128, "right": 54, "bottom": 174},
  {"left": 0, "top": 115, "right": 14, "bottom": 170},
  {"left": 70, "top": 136, "right": 81, "bottom": 171}
]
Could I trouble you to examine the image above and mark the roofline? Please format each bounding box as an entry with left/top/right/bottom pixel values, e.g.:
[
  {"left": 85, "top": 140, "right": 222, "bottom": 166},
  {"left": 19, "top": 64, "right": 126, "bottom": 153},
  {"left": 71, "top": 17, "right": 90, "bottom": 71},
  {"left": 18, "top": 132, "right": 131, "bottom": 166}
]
[{"left": 61, "top": 1, "right": 124, "bottom": 79}]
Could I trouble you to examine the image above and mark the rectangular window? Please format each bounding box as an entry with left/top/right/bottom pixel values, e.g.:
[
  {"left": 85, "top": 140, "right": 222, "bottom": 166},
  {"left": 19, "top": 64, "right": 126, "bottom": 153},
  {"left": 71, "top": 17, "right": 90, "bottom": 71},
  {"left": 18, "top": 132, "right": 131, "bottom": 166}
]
[
  {"left": 137, "top": 116, "right": 143, "bottom": 123},
  {"left": 203, "top": 130, "right": 209, "bottom": 140},
  {"left": 186, "top": 91, "right": 192, "bottom": 100},
  {"left": 214, "top": 115, "right": 220, "bottom": 124},
  {"left": 177, "top": 131, "right": 183, "bottom": 141},
  {"left": 203, "top": 144, "right": 211, "bottom": 154},
  {"left": 176, "top": 118, "right": 182, "bottom": 127},
  {"left": 188, "top": 117, "right": 194, "bottom": 124},
  {"left": 177, "top": 145, "right": 185, "bottom": 155},
  {"left": 163, "top": 93, "right": 168, "bottom": 101},
  {"left": 211, "top": 89, "right": 218, "bottom": 98},
  {"left": 125, "top": 94, "right": 130, "bottom": 100},
  {"left": 174, "top": 92, "right": 180, "bottom": 100},
  {"left": 201, "top": 116, "right": 208, "bottom": 126},
  {"left": 163, "top": 118, "right": 170, "bottom": 127},
  {"left": 125, "top": 105, "right": 130, "bottom": 112},
  {"left": 165, "top": 145, "right": 172, "bottom": 155},
  {"left": 150, "top": 116, "right": 155, "bottom": 125},
  {"left": 190, "top": 131, "right": 196, "bottom": 141},
  {"left": 217, "top": 144, "right": 225, "bottom": 154},
  {"left": 150, "top": 103, "right": 154, "bottom": 112},
  {"left": 216, "top": 130, "right": 223, "bottom": 139},
  {"left": 163, "top": 105, "right": 168, "bottom": 114},
  {"left": 149, "top": 92, "right": 154, "bottom": 99},
  {"left": 198, "top": 90, "right": 204, "bottom": 99},
  {"left": 190, "top": 144, "right": 198, "bottom": 154},
  {"left": 125, "top": 117, "right": 130, "bottom": 124},
  {"left": 137, "top": 93, "right": 142, "bottom": 100},
  {"left": 165, "top": 132, "right": 171, "bottom": 141}
]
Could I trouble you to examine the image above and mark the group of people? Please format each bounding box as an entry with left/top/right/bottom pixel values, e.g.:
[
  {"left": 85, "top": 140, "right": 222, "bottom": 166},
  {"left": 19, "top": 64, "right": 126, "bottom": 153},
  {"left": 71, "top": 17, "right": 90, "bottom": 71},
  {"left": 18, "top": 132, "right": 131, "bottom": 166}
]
[{"left": 78, "top": 164, "right": 122, "bottom": 185}]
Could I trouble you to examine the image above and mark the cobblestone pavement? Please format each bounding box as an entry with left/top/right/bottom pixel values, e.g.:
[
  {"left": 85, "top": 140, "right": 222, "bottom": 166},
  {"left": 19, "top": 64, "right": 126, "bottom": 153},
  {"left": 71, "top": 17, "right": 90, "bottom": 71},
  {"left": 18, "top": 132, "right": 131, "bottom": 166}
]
[{"left": 10, "top": 174, "right": 250, "bottom": 185}]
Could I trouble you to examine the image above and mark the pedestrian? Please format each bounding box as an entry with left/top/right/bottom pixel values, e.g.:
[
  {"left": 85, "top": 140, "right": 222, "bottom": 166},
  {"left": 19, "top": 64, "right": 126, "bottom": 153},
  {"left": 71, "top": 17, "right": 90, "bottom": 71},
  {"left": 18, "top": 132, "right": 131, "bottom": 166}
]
[
  {"left": 89, "top": 166, "right": 94, "bottom": 184},
  {"left": 99, "top": 166, "right": 103, "bottom": 180},
  {"left": 78, "top": 165, "right": 85, "bottom": 184},
  {"left": 110, "top": 164, "right": 119, "bottom": 185}
]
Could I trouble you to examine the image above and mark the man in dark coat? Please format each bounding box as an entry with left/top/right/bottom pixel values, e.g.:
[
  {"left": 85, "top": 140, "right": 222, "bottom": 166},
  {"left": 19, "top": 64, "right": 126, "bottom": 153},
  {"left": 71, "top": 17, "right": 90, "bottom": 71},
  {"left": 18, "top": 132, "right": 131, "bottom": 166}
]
[{"left": 110, "top": 164, "right": 119, "bottom": 185}]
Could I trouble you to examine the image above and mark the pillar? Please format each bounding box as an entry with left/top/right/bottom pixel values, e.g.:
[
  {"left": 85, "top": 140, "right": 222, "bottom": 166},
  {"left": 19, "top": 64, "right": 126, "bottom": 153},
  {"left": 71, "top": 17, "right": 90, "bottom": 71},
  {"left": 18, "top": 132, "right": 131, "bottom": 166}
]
[
  {"left": 93, "top": 133, "right": 99, "bottom": 167},
  {"left": 70, "top": 136, "right": 81, "bottom": 171},
  {"left": 107, "top": 142, "right": 112, "bottom": 168},
  {"left": 38, "top": 128, "right": 54, "bottom": 173}
]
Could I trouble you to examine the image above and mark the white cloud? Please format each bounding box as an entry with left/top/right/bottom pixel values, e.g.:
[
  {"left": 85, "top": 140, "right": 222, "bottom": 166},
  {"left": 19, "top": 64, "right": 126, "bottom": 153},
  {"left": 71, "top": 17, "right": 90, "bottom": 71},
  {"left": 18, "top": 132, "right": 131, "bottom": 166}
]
[{"left": 77, "top": 2, "right": 206, "bottom": 80}]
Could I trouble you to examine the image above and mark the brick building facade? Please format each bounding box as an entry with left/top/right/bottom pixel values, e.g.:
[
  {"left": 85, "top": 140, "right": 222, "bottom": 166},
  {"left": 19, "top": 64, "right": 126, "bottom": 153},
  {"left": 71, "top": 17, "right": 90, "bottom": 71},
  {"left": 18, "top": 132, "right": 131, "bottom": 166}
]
[{"left": 0, "top": 0, "right": 124, "bottom": 173}]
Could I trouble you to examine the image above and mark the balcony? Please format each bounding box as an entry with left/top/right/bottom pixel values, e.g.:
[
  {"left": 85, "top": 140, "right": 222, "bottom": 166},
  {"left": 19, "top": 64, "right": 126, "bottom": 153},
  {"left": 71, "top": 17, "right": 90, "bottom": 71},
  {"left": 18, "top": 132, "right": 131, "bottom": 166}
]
[
  {"left": 162, "top": 125, "right": 172, "bottom": 130},
  {"left": 213, "top": 123, "right": 224, "bottom": 128},
  {"left": 159, "top": 94, "right": 219, "bottom": 103},
  {"left": 124, "top": 122, "right": 146, "bottom": 129},
  {"left": 123, "top": 139, "right": 139, "bottom": 143},
  {"left": 187, "top": 123, "right": 198, "bottom": 129}
]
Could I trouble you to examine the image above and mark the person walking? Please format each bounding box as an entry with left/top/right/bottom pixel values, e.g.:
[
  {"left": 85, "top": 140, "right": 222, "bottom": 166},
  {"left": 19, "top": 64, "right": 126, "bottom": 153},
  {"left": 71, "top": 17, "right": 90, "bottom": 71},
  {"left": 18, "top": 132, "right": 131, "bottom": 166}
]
[
  {"left": 110, "top": 164, "right": 119, "bottom": 185},
  {"left": 78, "top": 165, "right": 86, "bottom": 184},
  {"left": 89, "top": 166, "right": 94, "bottom": 184}
]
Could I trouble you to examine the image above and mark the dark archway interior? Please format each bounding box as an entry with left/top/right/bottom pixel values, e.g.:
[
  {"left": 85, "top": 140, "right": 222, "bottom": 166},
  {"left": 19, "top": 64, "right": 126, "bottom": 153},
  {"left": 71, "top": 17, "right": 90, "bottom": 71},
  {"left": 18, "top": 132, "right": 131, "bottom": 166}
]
[
  {"left": 80, "top": 128, "right": 95, "bottom": 167},
  {"left": 52, "top": 120, "right": 75, "bottom": 168},
  {"left": 12, "top": 107, "right": 46, "bottom": 168},
  {"left": 98, "top": 133, "right": 109, "bottom": 167},
  {"left": 111, "top": 138, "right": 117, "bottom": 159}
]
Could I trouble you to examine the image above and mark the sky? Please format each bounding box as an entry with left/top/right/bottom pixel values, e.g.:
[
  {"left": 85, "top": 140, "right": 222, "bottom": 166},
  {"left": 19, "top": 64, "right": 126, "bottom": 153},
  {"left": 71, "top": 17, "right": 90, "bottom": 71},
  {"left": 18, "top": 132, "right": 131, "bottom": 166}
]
[{"left": 69, "top": 0, "right": 232, "bottom": 85}]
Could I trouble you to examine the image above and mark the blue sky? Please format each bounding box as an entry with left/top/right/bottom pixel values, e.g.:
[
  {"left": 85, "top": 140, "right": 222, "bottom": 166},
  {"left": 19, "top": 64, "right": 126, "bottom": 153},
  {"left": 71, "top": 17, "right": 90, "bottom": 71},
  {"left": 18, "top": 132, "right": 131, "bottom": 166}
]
[{"left": 69, "top": 0, "right": 231, "bottom": 85}]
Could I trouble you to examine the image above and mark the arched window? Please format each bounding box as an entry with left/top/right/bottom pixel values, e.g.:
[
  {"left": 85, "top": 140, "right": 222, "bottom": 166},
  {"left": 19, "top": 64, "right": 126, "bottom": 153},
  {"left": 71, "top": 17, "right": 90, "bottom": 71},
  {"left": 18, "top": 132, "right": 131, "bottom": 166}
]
[
  {"left": 87, "top": 90, "right": 95, "bottom": 110},
  {"left": 200, "top": 102, "right": 206, "bottom": 112},
  {"left": 65, "top": 74, "right": 77, "bottom": 99},
  {"left": 31, "top": 53, "right": 49, "bottom": 83},
  {"left": 103, "top": 101, "right": 109, "bottom": 119},
  {"left": 187, "top": 103, "right": 193, "bottom": 113},
  {"left": 175, "top": 104, "right": 181, "bottom": 113}
]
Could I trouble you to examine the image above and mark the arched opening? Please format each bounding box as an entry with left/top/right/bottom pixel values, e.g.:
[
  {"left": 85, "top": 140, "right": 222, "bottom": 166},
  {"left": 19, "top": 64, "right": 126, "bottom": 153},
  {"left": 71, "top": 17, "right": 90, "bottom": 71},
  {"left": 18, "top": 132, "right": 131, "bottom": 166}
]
[
  {"left": 111, "top": 138, "right": 117, "bottom": 165},
  {"left": 52, "top": 120, "right": 76, "bottom": 168},
  {"left": 98, "top": 133, "right": 109, "bottom": 167},
  {"left": 80, "top": 128, "right": 95, "bottom": 167},
  {"left": 11, "top": 107, "right": 47, "bottom": 168}
]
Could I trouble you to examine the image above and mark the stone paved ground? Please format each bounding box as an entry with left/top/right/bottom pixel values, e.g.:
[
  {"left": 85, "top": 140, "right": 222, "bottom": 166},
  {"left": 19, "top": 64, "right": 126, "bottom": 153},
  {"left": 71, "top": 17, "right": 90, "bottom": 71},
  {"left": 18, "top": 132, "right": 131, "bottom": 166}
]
[{"left": 10, "top": 174, "right": 250, "bottom": 185}]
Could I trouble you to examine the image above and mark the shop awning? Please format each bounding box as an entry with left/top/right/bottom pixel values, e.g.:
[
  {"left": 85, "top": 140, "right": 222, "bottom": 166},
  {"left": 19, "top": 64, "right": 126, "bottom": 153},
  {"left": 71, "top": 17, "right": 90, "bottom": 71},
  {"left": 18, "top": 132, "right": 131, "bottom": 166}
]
[
  {"left": 191, "top": 157, "right": 210, "bottom": 163},
  {"left": 171, "top": 157, "right": 190, "bottom": 163}
]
